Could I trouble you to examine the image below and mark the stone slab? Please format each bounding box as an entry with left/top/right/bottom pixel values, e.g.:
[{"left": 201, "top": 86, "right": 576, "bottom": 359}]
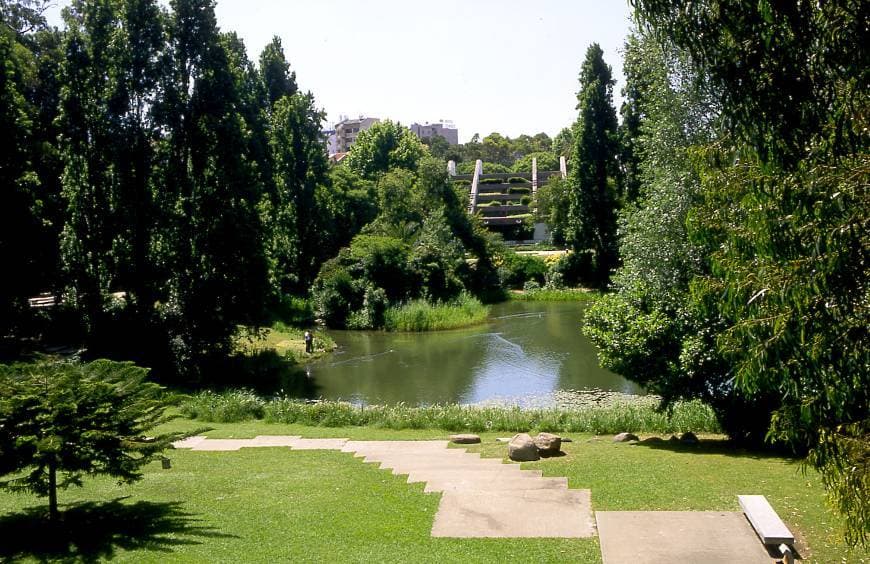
[
  {"left": 405, "top": 467, "right": 539, "bottom": 484},
  {"left": 431, "top": 489, "right": 594, "bottom": 537},
  {"left": 596, "top": 511, "right": 773, "bottom": 564},
  {"left": 423, "top": 476, "right": 568, "bottom": 494},
  {"left": 738, "top": 495, "right": 795, "bottom": 545},
  {"left": 287, "top": 438, "right": 349, "bottom": 450},
  {"left": 249, "top": 435, "right": 303, "bottom": 446},
  {"left": 341, "top": 440, "right": 449, "bottom": 453}
]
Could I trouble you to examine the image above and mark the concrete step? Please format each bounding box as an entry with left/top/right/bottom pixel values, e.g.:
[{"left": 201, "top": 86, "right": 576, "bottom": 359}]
[
  {"left": 423, "top": 476, "right": 569, "bottom": 494},
  {"left": 406, "top": 467, "right": 542, "bottom": 482},
  {"left": 431, "top": 489, "right": 595, "bottom": 537},
  {"left": 341, "top": 440, "right": 449, "bottom": 453}
]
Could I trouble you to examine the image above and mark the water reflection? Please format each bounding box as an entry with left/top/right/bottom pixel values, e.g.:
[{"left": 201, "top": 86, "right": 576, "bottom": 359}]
[{"left": 306, "top": 300, "right": 643, "bottom": 406}]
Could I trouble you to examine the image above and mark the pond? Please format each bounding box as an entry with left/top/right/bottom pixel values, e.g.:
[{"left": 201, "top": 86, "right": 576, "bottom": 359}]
[{"left": 302, "top": 300, "right": 643, "bottom": 406}]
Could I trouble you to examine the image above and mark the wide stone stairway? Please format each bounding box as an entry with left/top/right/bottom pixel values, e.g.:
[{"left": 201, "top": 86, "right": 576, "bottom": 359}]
[
  {"left": 174, "top": 436, "right": 595, "bottom": 538},
  {"left": 174, "top": 436, "right": 779, "bottom": 562}
]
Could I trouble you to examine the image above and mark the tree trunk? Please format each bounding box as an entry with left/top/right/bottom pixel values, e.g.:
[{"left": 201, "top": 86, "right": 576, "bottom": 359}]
[{"left": 48, "top": 460, "right": 58, "bottom": 522}]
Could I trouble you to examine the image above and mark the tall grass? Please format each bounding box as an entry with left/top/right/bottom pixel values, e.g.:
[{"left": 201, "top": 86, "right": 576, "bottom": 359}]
[
  {"left": 510, "top": 288, "right": 597, "bottom": 302},
  {"left": 179, "top": 389, "right": 265, "bottom": 422},
  {"left": 383, "top": 294, "right": 489, "bottom": 332},
  {"left": 179, "top": 390, "right": 721, "bottom": 434}
]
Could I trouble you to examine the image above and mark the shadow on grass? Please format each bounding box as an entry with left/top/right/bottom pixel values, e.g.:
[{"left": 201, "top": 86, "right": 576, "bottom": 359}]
[
  {"left": 0, "top": 497, "right": 235, "bottom": 562},
  {"left": 631, "top": 436, "right": 801, "bottom": 462}
]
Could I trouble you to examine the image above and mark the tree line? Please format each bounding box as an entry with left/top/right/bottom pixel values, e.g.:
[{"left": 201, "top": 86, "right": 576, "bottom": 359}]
[
  {"left": 576, "top": 1, "right": 867, "bottom": 546},
  {"left": 0, "top": 0, "right": 358, "bottom": 379}
]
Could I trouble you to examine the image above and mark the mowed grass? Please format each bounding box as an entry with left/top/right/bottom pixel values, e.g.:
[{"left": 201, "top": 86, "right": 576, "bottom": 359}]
[
  {"left": 0, "top": 425, "right": 600, "bottom": 563},
  {"left": 0, "top": 419, "right": 863, "bottom": 563}
]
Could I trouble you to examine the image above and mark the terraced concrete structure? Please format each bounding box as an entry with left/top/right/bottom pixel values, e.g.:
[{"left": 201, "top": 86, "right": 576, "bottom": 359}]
[{"left": 449, "top": 158, "right": 566, "bottom": 230}]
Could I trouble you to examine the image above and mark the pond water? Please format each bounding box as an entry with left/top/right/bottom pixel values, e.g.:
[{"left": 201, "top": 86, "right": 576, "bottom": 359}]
[{"left": 303, "top": 301, "right": 642, "bottom": 406}]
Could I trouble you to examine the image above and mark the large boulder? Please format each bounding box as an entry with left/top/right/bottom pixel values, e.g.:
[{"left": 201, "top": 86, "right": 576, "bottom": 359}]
[
  {"left": 613, "top": 432, "right": 639, "bottom": 443},
  {"left": 508, "top": 433, "right": 540, "bottom": 461},
  {"left": 450, "top": 434, "right": 481, "bottom": 444},
  {"left": 534, "top": 432, "right": 562, "bottom": 456}
]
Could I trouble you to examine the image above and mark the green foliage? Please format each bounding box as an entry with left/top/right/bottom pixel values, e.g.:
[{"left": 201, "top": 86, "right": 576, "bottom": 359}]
[
  {"left": 498, "top": 252, "right": 548, "bottom": 289},
  {"left": 179, "top": 394, "right": 723, "bottom": 435},
  {"left": 633, "top": 0, "right": 869, "bottom": 545},
  {"left": 383, "top": 293, "right": 489, "bottom": 332},
  {"left": 258, "top": 35, "right": 296, "bottom": 105},
  {"left": 566, "top": 43, "right": 620, "bottom": 285},
  {"left": 511, "top": 288, "right": 596, "bottom": 302},
  {"left": 551, "top": 127, "right": 573, "bottom": 159},
  {"left": 266, "top": 90, "right": 328, "bottom": 291},
  {"left": 535, "top": 176, "right": 570, "bottom": 244},
  {"left": 178, "top": 389, "right": 265, "bottom": 422},
  {"left": 0, "top": 360, "right": 185, "bottom": 519},
  {"left": 512, "top": 151, "right": 559, "bottom": 173},
  {"left": 344, "top": 120, "right": 426, "bottom": 179}
]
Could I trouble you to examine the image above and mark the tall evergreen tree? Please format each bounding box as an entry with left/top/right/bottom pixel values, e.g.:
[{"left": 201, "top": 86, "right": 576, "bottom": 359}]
[
  {"left": 0, "top": 22, "right": 41, "bottom": 335},
  {"left": 57, "top": 0, "right": 118, "bottom": 343},
  {"left": 259, "top": 35, "right": 296, "bottom": 106},
  {"left": 267, "top": 92, "right": 327, "bottom": 292},
  {"left": 567, "top": 43, "right": 620, "bottom": 285},
  {"left": 160, "top": 0, "right": 271, "bottom": 376}
]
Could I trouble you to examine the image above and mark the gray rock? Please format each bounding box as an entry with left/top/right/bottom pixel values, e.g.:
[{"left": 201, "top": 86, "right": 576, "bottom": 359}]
[
  {"left": 613, "top": 432, "right": 639, "bottom": 443},
  {"left": 508, "top": 433, "right": 540, "bottom": 461},
  {"left": 668, "top": 435, "right": 680, "bottom": 444},
  {"left": 679, "top": 432, "right": 699, "bottom": 445},
  {"left": 450, "top": 434, "right": 481, "bottom": 444},
  {"left": 534, "top": 432, "right": 562, "bottom": 456}
]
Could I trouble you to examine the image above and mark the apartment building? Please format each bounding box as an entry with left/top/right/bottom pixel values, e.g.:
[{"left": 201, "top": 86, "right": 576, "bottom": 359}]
[
  {"left": 335, "top": 117, "right": 380, "bottom": 152},
  {"left": 409, "top": 121, "right": 459, "bottom": 145}
]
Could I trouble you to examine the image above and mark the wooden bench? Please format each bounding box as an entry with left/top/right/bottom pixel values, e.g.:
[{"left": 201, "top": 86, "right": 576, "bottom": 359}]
[{"left": 738, "top": 494, "right": 795, "bottom": 546}]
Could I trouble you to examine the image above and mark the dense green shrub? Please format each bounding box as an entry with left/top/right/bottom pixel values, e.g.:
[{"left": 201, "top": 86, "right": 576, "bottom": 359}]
[
  {"left": 312, "top": 260, "right": 360, "bottom": 328},
  {"left": 507, "top": 177, "right": 529, "bottom": 184},
  {"left": 548, "top": 250, "right": 594, "bottom": 287},
  {"left": 479, "top": 178, "right": 504, "bottom": 184},
  {"left": 498, "top": 252, "right": 548, "bottom": 289},
  {"left": 520, "top": 195, "right": 532, "bottom": 206},
  {"left": 508, "top": 186, "right": 530, "bottom": 195}
]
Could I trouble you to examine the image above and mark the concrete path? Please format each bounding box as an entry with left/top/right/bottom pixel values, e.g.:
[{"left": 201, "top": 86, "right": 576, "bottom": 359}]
[
  {"left": 173, "top": 436, "right": 595, "bottom": 538},
  {"left": 596, "top": 511, "right": 774, "bottom": 564}
]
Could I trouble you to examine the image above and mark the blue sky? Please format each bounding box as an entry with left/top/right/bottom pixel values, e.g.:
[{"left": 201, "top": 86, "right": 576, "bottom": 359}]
[{"left": 47, "top": 1, "right": 634, "bottom": 142}]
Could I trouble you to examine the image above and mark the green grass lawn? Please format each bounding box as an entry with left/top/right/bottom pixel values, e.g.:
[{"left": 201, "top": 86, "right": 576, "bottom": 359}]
[{"left": 0, "top": 419, "right": 863, "bottom": 563}]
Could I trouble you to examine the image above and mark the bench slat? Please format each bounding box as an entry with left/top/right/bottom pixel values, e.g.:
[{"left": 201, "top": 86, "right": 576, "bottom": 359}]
[{"left": 738, "top": 494, "right": 795, "bottom": 545}]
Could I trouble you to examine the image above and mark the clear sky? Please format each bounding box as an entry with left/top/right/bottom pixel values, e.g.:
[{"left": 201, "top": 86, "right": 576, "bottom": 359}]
[{"left": 47, "top": 1, "right": 634, "bottom": 143}]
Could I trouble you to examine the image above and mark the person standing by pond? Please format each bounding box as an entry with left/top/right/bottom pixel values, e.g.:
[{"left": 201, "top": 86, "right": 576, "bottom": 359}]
[{"left": 304, "top": 330, "right": 314, "bottom": 354}]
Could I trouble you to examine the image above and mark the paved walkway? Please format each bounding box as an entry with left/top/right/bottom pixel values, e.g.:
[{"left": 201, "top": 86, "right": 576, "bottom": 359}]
[{"left": 173, "top": 436, "right": 595, "bottom": 538}]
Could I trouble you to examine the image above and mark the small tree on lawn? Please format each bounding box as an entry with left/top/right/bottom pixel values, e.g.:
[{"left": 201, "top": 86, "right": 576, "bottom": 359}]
[{"left": 0, "top": 360, "right": 187, "bottom": 521}]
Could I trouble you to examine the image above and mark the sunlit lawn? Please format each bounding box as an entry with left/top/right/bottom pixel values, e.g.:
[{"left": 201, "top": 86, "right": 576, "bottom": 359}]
[{"left": 0, "top": 419, "right": 863, "bottom": 563}]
